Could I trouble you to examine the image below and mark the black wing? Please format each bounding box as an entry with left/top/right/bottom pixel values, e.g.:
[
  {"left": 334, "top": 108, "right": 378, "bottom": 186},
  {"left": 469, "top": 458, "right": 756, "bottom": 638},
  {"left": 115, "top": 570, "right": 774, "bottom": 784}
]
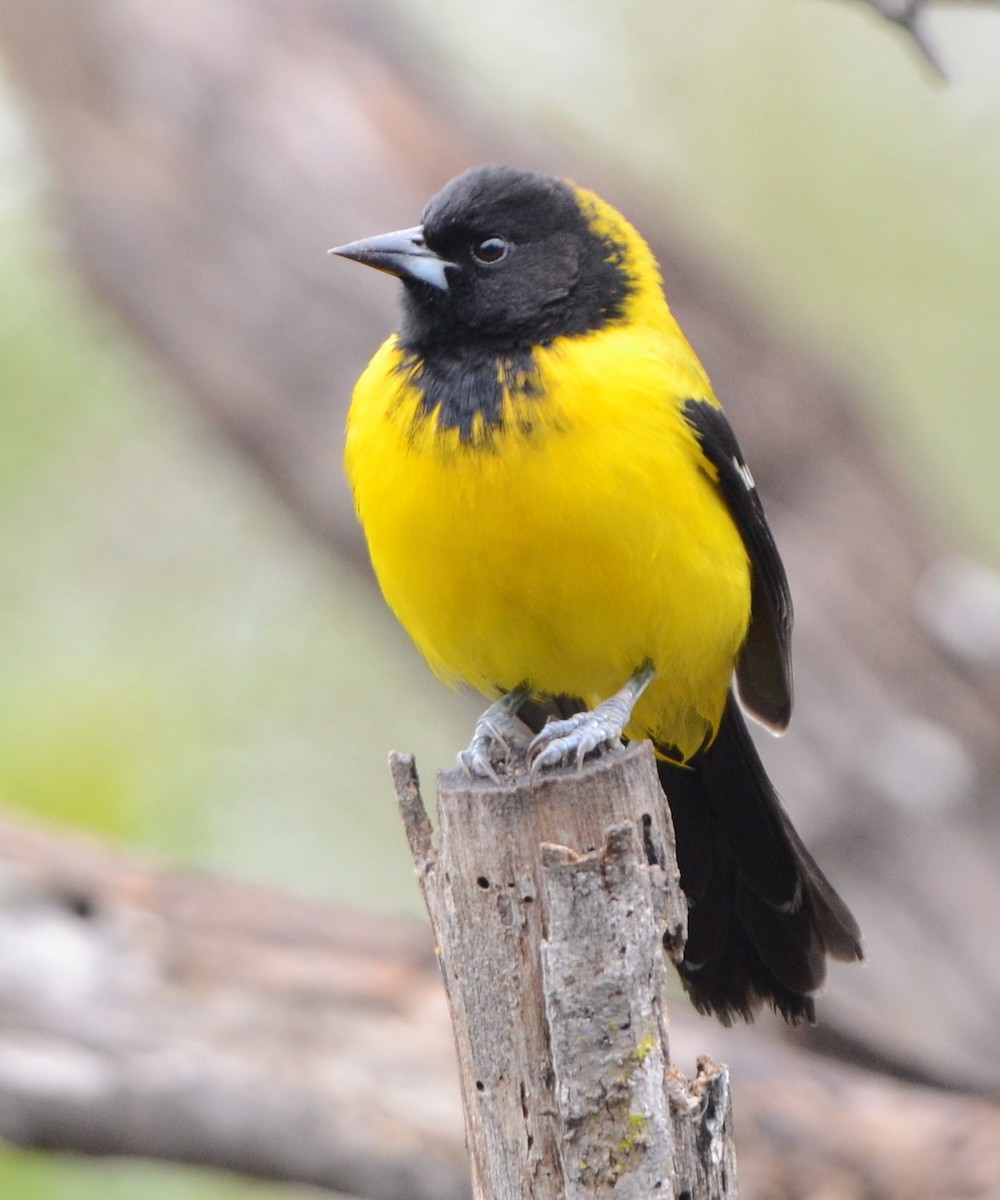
[{"left": 682, "top": 399, "right": 792, "bottom": 732}]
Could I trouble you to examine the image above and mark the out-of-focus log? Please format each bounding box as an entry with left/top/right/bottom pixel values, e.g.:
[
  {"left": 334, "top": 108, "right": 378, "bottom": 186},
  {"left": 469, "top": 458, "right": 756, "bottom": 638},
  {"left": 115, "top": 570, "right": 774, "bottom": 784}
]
[
  {"left": 0, "top": 811, "right": 467, "bottom": 1199},
  {"left": 1, "top": 0, "right": 1000, "bottom": 1091}
]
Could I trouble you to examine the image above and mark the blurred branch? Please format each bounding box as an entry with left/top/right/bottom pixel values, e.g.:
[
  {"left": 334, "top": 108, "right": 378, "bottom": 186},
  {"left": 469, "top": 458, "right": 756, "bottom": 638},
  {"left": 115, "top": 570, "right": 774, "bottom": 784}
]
[
  {"left": 2, "top": 0, "right": 1000, "bottom": 1097},
  {"left": 854, "top": 0, "right": 945, "bottom": 75},
  {"left": 846, "top": 0, "right": 1000, "bottom": 79},
  {"left": 859, "top": 0, "right": 948, "bottom": 76},
  {"left": 1, "top": 807, "right": 999, "bottom": 1200}
]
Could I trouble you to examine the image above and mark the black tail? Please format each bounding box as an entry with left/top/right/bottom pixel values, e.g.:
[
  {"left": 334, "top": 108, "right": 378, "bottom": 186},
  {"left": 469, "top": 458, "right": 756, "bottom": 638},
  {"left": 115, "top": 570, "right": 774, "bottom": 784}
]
[{"left": 657, "top": 692, "right": 863, "bottom": 1025}]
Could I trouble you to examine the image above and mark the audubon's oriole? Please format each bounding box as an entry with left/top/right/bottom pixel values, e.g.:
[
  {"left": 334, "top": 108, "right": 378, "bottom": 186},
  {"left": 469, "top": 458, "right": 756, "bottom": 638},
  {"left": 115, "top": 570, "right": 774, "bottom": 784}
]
[{"left": 334, "top": 165, "right": 862, "bottom": 1024}]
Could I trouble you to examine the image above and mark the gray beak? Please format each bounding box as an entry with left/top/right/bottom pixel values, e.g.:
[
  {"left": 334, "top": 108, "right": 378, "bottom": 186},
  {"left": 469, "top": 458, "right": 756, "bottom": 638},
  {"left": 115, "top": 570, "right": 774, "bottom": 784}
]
[{"left": 329, "top": 225, "right": 454, "bottom": 292}]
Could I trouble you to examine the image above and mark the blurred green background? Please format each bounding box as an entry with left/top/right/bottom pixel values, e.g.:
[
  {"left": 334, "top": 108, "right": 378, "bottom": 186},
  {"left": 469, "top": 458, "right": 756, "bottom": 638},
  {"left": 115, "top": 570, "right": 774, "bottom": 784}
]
[{"left": 2, "top": 1, "right": 999, "bottom": 1196}]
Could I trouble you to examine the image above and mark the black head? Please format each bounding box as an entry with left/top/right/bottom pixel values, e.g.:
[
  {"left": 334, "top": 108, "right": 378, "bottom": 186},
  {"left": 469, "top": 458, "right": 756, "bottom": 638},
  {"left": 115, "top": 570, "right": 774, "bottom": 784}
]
[{"left": 333, "top": 166, "right": 635, "bottom": 352}]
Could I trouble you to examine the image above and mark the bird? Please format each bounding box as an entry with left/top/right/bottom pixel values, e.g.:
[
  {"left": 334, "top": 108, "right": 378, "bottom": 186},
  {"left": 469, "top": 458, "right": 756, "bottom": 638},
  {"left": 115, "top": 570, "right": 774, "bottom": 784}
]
[{"left": 333, "top": 164, "right": 862, "bottom": 1024}]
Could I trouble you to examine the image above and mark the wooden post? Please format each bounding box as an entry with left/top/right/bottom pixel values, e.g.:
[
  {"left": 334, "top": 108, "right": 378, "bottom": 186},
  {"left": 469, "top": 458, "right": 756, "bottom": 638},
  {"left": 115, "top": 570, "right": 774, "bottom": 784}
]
[{"left": 391, "top": 741, "right": 738, "bottom": 1200}]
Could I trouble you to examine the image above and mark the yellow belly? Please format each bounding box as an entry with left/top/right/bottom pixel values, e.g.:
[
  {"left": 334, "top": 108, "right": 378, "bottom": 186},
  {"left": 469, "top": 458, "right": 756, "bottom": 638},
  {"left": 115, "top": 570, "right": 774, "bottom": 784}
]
[{"left": 345, "top": 328, "right": 750, "bottom": 761}]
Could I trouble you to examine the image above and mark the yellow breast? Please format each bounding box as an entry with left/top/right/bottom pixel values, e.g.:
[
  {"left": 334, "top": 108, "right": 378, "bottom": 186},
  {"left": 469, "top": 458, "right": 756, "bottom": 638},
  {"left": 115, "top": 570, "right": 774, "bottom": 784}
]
[{"left": 345, "top": 324, "right": 750, "bottom": 761}]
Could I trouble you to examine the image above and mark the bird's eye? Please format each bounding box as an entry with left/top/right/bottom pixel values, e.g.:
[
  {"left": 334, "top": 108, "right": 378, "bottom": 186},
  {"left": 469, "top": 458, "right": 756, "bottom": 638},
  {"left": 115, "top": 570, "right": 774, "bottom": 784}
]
[{"left": 471, "top": 236, "right": 509, "bottom": 264}]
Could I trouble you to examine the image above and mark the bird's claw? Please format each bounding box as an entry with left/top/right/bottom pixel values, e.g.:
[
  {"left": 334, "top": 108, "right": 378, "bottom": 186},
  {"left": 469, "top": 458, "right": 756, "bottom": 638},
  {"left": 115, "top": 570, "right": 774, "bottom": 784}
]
[
  {"left": 526, "top": 663, "right": 655, "bottom": 781},
  {"left": 459, "top": 721, "right": 508, "bottom": 784},
  {"left": 459, "top": 689, "right": 531, "bottom": 782},
  {"left": 527, "top": 701, "right": 629, "bottom": 781}
]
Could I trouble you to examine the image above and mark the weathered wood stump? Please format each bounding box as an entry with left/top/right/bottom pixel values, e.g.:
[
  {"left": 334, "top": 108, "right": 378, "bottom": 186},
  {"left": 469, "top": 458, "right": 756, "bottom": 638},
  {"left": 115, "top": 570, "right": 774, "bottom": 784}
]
[{"left": 392, "top": 743, "right": 738, "bottom": 1200}]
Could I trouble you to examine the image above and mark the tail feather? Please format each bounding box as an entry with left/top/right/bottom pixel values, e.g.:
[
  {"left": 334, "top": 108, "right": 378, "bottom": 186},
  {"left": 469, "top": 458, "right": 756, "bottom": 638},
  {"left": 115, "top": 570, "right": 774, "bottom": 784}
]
[
  {"left": 770, "top": 803, "right": 867, "bottom": 964},
  {"left": 657, "top": 692, "right": 862, "bottom": 1024},
  {"left": 735, "top": 881, "right": 826, "bottom": 994}
]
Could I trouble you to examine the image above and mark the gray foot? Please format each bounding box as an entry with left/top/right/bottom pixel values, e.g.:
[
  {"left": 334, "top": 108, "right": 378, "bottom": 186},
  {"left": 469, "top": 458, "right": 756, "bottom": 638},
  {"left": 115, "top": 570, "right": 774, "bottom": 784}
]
[
  {"left": 528, "top": 664, "right": 655, "bottom": 780},
  {"left": 459, "top": 687, "right": 532, "bottom": 783}
]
